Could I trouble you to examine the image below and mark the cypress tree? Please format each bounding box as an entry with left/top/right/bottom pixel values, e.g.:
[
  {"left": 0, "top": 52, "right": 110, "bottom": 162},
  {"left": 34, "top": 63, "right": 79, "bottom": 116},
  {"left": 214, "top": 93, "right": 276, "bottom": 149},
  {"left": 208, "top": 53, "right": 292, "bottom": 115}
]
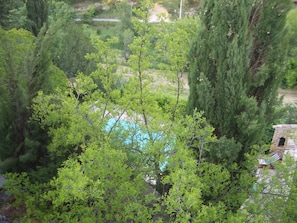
[
  {"left": 187, "top": 0, "right": 291, "bottom": 161},
  {"left": 0, "top": 26, "right": 65, "bottom": 181},
  {"left": 26, "top": 0, "right": 48, "bottom": 36},
  {"left": 0, "top": 0, "right": 24, "bottom": 29},
  {"left": 0, "top": 0, "right": 11, "bottom": 28}
]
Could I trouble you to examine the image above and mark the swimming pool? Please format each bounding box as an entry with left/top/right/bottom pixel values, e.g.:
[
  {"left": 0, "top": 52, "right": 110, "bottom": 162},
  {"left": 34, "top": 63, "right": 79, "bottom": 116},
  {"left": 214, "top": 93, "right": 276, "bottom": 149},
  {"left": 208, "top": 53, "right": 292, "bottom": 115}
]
[{"left": 105, "top": 118, "right": 169, "bottom": 171}]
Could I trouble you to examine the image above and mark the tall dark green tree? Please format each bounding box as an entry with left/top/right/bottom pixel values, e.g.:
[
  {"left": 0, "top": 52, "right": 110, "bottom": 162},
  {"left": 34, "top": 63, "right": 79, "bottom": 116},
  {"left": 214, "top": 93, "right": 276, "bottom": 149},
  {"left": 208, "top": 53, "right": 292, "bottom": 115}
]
[
  {"left": 187, "top": 0, "right": 291, "bottom": 161},
  {"left": 0, "top": 0, "right": 24, "bottom": 29},
  {"left": 0, "top": 0, "right": 10, "bottom": 27},
  {"left": 26, "top": 0, "right": 48, "bottom": 36},
  {"left": 0, "top": 27, "right": 67, "bottom": 180}
]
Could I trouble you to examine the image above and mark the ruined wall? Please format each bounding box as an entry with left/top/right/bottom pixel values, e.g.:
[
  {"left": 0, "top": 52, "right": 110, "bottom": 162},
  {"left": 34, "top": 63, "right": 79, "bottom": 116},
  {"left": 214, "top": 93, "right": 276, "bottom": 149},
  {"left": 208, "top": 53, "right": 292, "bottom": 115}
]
[{"left": 271, "top": 124, "right": 297, "bottom": 155}]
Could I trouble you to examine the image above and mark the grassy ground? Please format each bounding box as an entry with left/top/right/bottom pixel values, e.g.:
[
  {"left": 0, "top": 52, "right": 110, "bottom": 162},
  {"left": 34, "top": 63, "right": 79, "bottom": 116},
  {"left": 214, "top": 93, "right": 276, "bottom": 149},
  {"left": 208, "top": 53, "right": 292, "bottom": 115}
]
[{"left": 71, "top": 1, "right": 117, "bottom": 17}]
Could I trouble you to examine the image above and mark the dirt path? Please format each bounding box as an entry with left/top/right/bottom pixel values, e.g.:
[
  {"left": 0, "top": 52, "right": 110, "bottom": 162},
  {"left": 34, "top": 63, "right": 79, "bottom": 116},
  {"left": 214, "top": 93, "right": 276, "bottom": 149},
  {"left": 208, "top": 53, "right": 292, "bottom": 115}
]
[
  {"left": 149, "top": 4, "right": 170, "bottom": 22},
  {"left": 278, "top": 88, "right": 297, "bottom": 105},
  {"left": 117, "top": 65, "right": 297, "bottom": 105}
]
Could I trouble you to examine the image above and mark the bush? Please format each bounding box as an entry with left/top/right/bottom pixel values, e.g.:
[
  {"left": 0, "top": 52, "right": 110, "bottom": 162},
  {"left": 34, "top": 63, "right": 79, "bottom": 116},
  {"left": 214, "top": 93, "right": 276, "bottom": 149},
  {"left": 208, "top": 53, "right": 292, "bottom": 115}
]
[{"left": 82, "top": 6, "right": 96, "bottom": 25}]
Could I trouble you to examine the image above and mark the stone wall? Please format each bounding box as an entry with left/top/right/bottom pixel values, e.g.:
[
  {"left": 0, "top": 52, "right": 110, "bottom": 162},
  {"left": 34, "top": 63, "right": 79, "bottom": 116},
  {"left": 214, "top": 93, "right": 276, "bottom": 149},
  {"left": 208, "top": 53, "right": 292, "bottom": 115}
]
[{"left": 271, "top": 124, "right": 297, "bottom": 156}]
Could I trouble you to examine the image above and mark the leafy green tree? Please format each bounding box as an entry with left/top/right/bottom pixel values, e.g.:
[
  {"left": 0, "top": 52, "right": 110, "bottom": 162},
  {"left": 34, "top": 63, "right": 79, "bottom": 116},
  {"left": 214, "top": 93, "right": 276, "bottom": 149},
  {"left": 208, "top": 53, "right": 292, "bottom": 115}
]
[
  {"left": 25, "top": 16, "right": 219, "bottom": 219},
  {"left": 283, "top": 164, "right": 297, "bottom": 222},
  {"left": 0, "top": 0, "right": 94, "bottom": 79},
  {"left": 115, "top": 1, "right": 134, "bottom": 59},
  {"left": 29, "top": 36, "right": 120, "bottom": 175},
  {"left": 276, "top": 103, "right": 297, "bottom": 124},
  {"left": 1, "top": 3, "right": 281, "bottom": 221},
  {"left": 161, "top": 112, "right": 226, "bottom": 222},
  {"left": 3, "top": 144, "right": 158, "bottom": 222},
  {"left": 50, "top": 22, "right": 96, "bottom": 77},
  {"left": 116, "top": 1, "right": 133, "bottom": 32},
  {"left": 47, "top": 0, "right": 76, "bottom": 24},
  {"left": 34, "top": 144, "right": 156, "bottom": 222},
  {"left": 15, "top": 77, "right": 223, "bottom": 221},
  {"left": 187, "top": 0, "right": 291, "bottom": 161},
  {"left": 123, "top": 1, "right": 171, "bottom": 194},
  {"left": 157, "top": 17, "right": 199, "bottom": 120},
  {"left": 284, "top": 8, "right": 297, "bottom": 88},
  {"left": 241, "top": 155, "right": 297, "bottom": 222},
  {"left": 2, "top": 27, "right": 260, "bottom": 223},
  {"left": 205, "top": 136, "right": 242, "bottom": 165},
  {"left": 43, "top": 0, "right": 97, "bottom": 78},
  {"left": 22, "top": 35, "right": 160, "bottom": 220}
]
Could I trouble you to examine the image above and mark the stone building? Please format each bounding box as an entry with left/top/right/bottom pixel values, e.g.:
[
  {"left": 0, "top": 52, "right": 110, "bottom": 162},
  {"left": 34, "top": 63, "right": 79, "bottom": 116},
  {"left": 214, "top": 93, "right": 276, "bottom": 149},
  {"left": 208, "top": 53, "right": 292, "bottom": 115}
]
[{"left": 270, "top": 124, "right": 297, "bottom": 161}]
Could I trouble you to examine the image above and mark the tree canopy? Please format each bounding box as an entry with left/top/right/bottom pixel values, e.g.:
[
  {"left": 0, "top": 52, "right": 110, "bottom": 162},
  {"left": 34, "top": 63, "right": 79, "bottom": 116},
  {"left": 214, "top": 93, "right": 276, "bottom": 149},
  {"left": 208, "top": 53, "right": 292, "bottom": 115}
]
[
  {"left": 1, "top": 0, "right": 297, "bottom": 222},
  {"left": 187, "top": 0, "right": 291, "bottom": 162},
  {"left": 0, "top": 27, "right": 67, "bottom": 177}
]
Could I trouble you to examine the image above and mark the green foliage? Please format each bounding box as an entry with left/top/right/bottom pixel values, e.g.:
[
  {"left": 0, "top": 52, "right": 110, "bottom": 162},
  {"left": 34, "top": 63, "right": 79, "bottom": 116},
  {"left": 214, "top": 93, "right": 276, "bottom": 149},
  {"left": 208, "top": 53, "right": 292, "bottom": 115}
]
[
  {"left": 1, "top": 0, "right": 75, "bottom": 32},
  {"left": 122, "top": 28, "right": 134, "bottom": 60},
  {"left": 287, "top": 8, "right": 297, "bottom": 51},
  {"left": 247, "top": 0, "right": 291, "bottom": 108},
  {"left": 5, "top": 144, "right": 160, "bottom": 222},
  {"left": 30, "top": 37, "right": 120, "bottom": 174},
  {"left": 115, "top": 1, "right": 134, "bottom": 57},
  {"left": 197, "top": 163, "right": 230, "bottom": 201},
  {"left": 156, "top": 17, "right": 199, "bottom": 120},
  {"left": 22, "top": 26, "right": 247, "bottom": 221},
  {"left": 283, "top": 165, "right": 297, "bottom": 222},
  {"left": 0, "top": 27, "right": 68, "bottom": 177},
  {"left": 161, "top": 113, "right": 221, "bottom": 222},
  {"left": 16, "top": 91, "right": 235, "bottom": 221},
  {"left": 284, "top": 8, "right": 297, "bottom": 88},
  {"left": 0, "top": 28, "right": 35, "bottom": 170},
  {"left": 2, "top": 3, "right": 293, "bottom": 222},
  {"left": 157, "top": 17, "right": 199, "bottom": 68},
  {"left": 5, "top": 1, "right": 27, "bottom": 30},
  {"left": 2, "top": 172, "right": 32, "bottom": 206},
  {"left": 0, "top": 0, "right": 11, "bottom": 28},
  {"left": 115, "top": 1, "right": 133, "bottom": 32},
  {"left": 26, "top": 0, "right": 48, "bottom": 36},
  {"left": 163, "top": 165, "right": 202, "bottom": 221},
  {"left": 278, "top": 103, "right": 297, "bottom": 124},
  {"left": 206, "top": 136, "right": 242, "bottom": 165},
  {"left": 151, "top": 111, "right": 238, "bottom": 220},
  {"left": 187, "top": 0, "right": 291, "bottom": 162},
  {"left": 82, "top": 5, "right": 96, "bottom": 25},
  {"left": 47, "top": 1, "right": 97, "bottom": 78},
  {"left": 2, "top": 172, "right": 51, "bottom": 221},
  {"left": 29, "top": 63, "right": 157, "bottom": 220},
  {"left": 85, "top": 35, "right": 120, "bottom": 93},
  {"left": 48, "top": 0, "right": 76, "bottom": 24},
  {"left": 0, "top": 0, "right": 24, "bottom": 29},
  {"left": 285, "top": 56, "right": 297, "bottom": 88},
  {"left": 50, "top": 22, "right": 97, "bottom": 77},
  {"left": 242, "top": 155, "right": 297, "bottom": 222}
]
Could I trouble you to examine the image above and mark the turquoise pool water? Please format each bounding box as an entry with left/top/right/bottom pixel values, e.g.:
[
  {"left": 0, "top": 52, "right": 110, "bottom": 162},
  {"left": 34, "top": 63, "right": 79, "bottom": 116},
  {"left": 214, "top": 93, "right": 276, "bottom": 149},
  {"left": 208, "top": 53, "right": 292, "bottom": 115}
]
[{"left": 105, "top": 118, "right": 168, "bottom": 170}]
